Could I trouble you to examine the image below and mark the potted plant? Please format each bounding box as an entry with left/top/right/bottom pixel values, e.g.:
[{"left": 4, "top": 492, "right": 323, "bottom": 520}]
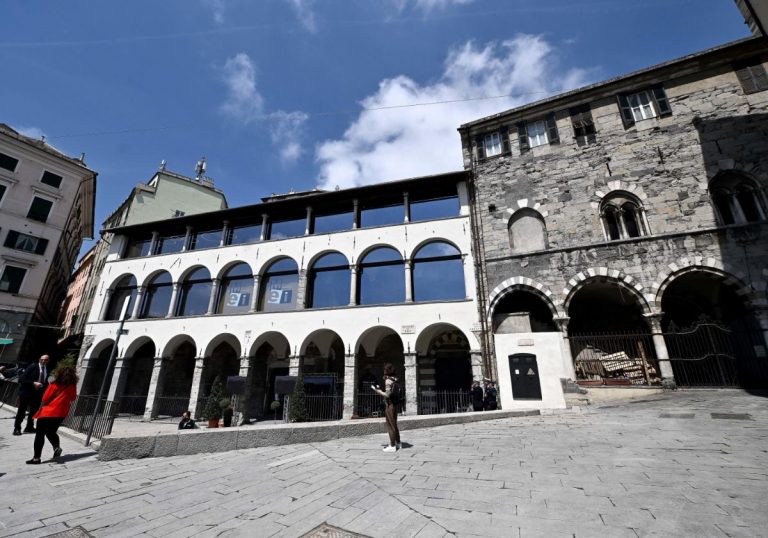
[
  {"left": 289, "top": 373, "right": 309, "bottom": 423},
  {"left": 221, "top": 398, "right": 234, "bottom": 427},
  {"left": 270, "top": 399, "right": 281, "bottom": 421},
  {"left": 203, "top": 376, "right": 225, "bottom": 428}
]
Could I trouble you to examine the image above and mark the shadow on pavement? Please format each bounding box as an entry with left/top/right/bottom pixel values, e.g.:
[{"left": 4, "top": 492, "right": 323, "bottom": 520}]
[{"left": 51, "top": 452, "right": 96, "bottom": 464}]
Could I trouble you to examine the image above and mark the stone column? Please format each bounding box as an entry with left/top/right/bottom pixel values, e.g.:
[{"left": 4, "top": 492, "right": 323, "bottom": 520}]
[
  {"left": 403, "top": 191, "right": 410, "bottom": 223},
  {"left": 352, "top": 199, "right": 359, "bottom": 229},
  {"left": 305, "top": 206, "right": 313, "bottom": 235},
  {"left": 645, "top": 313, "right": 675, "bottom": 381},
  {"left": 220, "top": 221, "right": 230, "bottom": 247},
  {"left": 349, "top": 266, "right": 358, "bottom": 306},
  {"left": 130, "top": 286, "right": 145, "bottom": 319},
  {"left": 617, "top": 210, "right": 630, "bottom": 239},
  {"left": 106, "top": 357, "right": 127, "bottom": 402},
  {"left": 206, "top": 278, "right": 220, "bottom": 315},
  {"left": 598, "top": 213, "right": 610, "bottom": 241},
  {"left": 289, "top": 355, "right": 301, "bottom": 377},
  {"left": 143, "top": 357, "right": 164, "bottom": 421},
  {"left": 259, "top": 214, "right": 268, "bottom": 241},
  {"left": 98, "top": 289, "right": 114, "bottom": 321},
  {"left": 554, "top": 316, "right": 578, "bottom": 380},
  {"left": 166, "top": 283, "right": 179, "bottom": 318},
  {"left": 404, "top": 352, "right": 417, "bottom": 416},
  {"left": 404, "top": 260, "right": 413, "bottom": 303},
  {"left": 342, "top": 353, "right": 356, "bottom": 419},
  {"left": 295, "top": 270, "right": 307, "bottom": 310},
  {"left": 249, "top": 275, "right": 261, "bottom": 312},
  {"left": 182, "top": 226, "right": 193, "bottom": 252},
  {"left": 238, "top": 356, "right": 252, "bottom": 424},
  {"left": 188, "top": 357, "right": 206, "bottom": 419}
]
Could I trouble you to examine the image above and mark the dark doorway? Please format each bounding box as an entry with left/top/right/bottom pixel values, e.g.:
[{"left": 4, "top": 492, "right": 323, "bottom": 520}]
[{"left": 509, "top": 354, "right": 542, "bottom": 400}]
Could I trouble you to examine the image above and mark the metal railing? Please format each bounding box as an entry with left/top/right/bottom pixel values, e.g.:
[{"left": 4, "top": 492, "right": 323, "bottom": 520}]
[
  {"left": 151, "top": 396, "right": 190, "bottom": 422},
  {"left": 569, "top": 332, "right": 660, "bottom": 386},
  {"left": 418, "top": 390, "right": 472, "bottom": 415},
  {"left": 62, "top": 396, "right": 119, "bottom": 440},
  {"left": 0, "top": 379, "right": 19, "bottom": 407},
  {"left": 355, "top": 391, "right": 385, "bottom": 418},
  {"left": 283, "top": 394, "right": 344, "bottom": 422}
]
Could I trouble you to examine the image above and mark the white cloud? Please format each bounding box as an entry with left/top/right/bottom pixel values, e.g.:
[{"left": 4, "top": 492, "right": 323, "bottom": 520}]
[
  {"left": 218, "top": 53, "right": 308, "bottom": 164},
  {"left": 16, "top": 126, "right": 46, "bottom": 139},
  {"left": 285, "top": 0, "right": 317, "bottom": 33},
  {"left": 315, "top": 34, "right": 592, "bottom": 190},
  {"left": 391, "top": 0, "right": 473, "bottom": 12},
  {"left": 201, "top": 0, "right": 226, "bottom": 24}
]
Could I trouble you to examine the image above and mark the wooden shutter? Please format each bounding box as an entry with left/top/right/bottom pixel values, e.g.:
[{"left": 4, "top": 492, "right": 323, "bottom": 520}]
[
  {"left": 651, "top": 85, "right": 672, "bottom": 117},
  {"left": 500, "top": 126, "right": 511, "bottom": 155},
  {"left": 753, "top": 64, "right": 768, "bottom": 91},
  {"left": 736, "top": 65, "right": 758, "bottom": 94},
  {"left": 616, "top": 94, "right": 635, "bottom": 128},
  {"left": 545, "top": 113, "right": 560, "bottom": 144},
  {"left": 517, "top": 122, "right": 530, "bottom": 153},
  {"left": 4, "top": 230, "right": 18, "bottom": 248},
  {"left": 35, "top": 237, "right": 49, "bottom": 255},
  {"left": 474, "top": 134, "right": 485, "bottom": 160}
]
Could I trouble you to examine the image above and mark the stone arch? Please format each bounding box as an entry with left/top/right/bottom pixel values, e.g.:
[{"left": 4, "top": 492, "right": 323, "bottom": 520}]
[
  {"left": 248, "top": 331, "right": 291, "bottom": 359},
  {"left": 590, "top": 180, "right": 649, "bottom": 206},
  {"left": 86, "top": 338, "right": 115, "bottom": 360},
  {"left": 507, "top": 208, "right": 548, "bottom": 252},
  {"left": 215, "top": 260, "right": 254, "bottom": 282},
  {"left": 81, "top": 338, "right": 116, "bottom": 396},
  {"left": 258, "top": 255, "right": 299, "bottom": 277},
  {"left": 488, "top": 277, "right": 561, "bottom": 320},
  {"left": 203, "top": 333, "right": 243, "bottom": 358},
  {"left": 415, "top": 323, "right": 474, "bottom": 411},
  {"left": 106, "top": 272, "right": 137, "bottom": 291},
  {"left": 504, "top": 198, "right": 549, "bottom": 218},
  {"left": 140, "top": 269, "right": 173, "bottom": 289},
  {"left": 161, "top": 334, "right": 198, "bottom": 358},
  {"left": 407, "top": 238, "right": 462, "bottom": 262},
  {"left": 354, "top": 326, "right": 404, "bottom": 418},
  {"left": 124, "top": 336, "right": 156, "bottom": 358},
  {"left": 306, "top": 249, "right": 349, "bottom": 270},
  {"left": 178, "top": 263, "right": 213, "bottom": 282},
  {"left": 562, "top": 268, "right": 650, "bottom": 314},
  {"left": 704, "top": 160, "right": 766, "bottom": 182}
]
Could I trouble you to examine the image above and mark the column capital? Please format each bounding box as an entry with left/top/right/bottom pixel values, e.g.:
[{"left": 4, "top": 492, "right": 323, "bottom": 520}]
[
  {"left": 553, "top": 316, "right": 570, "bottom": 332},
  {"left": 643, "top": 312, "right": 665, "bottom": 332}
]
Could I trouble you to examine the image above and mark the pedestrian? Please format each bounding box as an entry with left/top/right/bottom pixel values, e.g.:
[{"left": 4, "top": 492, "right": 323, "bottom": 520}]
[
  {"left": 13, "top": 354, "right": 50, "bottom": 436},
  {"left": 484, "top": 381, "right": 498, "bottom": 411},
  {"left": 26, "top": 364, "right": 77, "bottom": 464},
  {"left": 178, "top": 410, "right": 197, "bottom": 429},
  {"left": 371, "top": 362, "right": 401, "bottom": 452},
  {"left": 471, "top": 381, "right": 484, "bottom": 411}
]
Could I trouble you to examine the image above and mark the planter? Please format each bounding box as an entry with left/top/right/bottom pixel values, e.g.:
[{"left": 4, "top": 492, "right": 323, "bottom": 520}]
[{"left": 208, "top": 418, "right": 220, "bottom": 428}]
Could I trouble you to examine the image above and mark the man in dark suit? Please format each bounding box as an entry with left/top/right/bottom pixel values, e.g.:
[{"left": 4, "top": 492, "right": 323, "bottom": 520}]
[{"left": 13, "top": 354, "right": 50, "bottom": 435}]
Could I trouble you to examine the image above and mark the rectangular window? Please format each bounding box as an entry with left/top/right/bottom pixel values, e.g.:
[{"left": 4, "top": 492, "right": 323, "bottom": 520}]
[
  {"left": 0, "top": 152, "right": 19, "bottom": 173},
  {"left": 190, "top": 229, "right": 222, "bottom": 250},
  {"left": 360, "top": 202, "right": 404, "bottom": 228},
  {"left": 526, "top": 120, "right": 548, "bottom": 148},
  {"left": 314, "top": 210, "right": 353, "bottom": 234},
  {"left": 628, "top": 91, "right": 655, "bottom": 121},
  {"left": 4, "top": 230, "right": 48, "bottom": 255},
  {"left": 617, "top": 85, "right": 671, "bottom": 127},
  {"left": 40, "top": 171, "right": 63, "bottom": 189},
  {"left": 0, "top": 184, "right": 6, "bottom": 203},
  {"left": 734, "top": 59, "right": 768, "bottom": 94},
  {"left": 124, "top": 237, "right": 153, "bottom": 258},
  {"left": 27, "top": 196, "right": 54, "bottom": 223},
  {"left": 155, "top": 234, "right": 186, "bottom": 254},
  {"left": 410, "top": 194, "right": 460, "bottom": 222},
  {"left": 229, "top": 223, "right": 262, "bottom": 245},
  {"left": 570, "top": 104, "right": 596, "bottom": 145},
  {"left": 0, "top": 265, "right": 26, "bottom": 294},
  {"left": 483, "top": 132, "right": 502, "bottom": 157},
  {"left": 269, "top": 217, "right": 306, "bottom": 240}
]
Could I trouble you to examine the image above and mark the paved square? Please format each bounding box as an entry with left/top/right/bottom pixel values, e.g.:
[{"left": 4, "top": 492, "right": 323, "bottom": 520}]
[{"left": 1, "top": 390, "right": 767, "bottom": 537}]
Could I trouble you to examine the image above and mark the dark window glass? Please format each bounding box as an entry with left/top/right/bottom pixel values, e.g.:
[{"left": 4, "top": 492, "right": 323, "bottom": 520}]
[
  {"left": 140, "top": 272, "right": 173, "bottom": 318},
  {"left": 125, "top": 238, "right": 153, "bottom": 258},
  {"left": 177, "top": 268, "right": 212, "bottom": 317},
  {"left": 410, "top": 195, "right": 460, "bottom": 222},
  {"left": 229, "top": 223, "right": 262, "bottom": 245},
  {"left": 41, "top": 171, "right": 63, "bottom": 188},
  {"left": 269, "top": 218, "right": 305, "bottom": 240},
  {"left": 308, "top": 252, "right": 350, "bottom": 308},
  {"left": 712, "top": 190, "right": 735, "bottom": 225},
  {"left": 358, "top": 247, "right": 404, "bottom": 305},
  {"left": 604, "top": 208, "right": 621, "bottom": 240},
  {"left": 360, "top": 203, "right": 404, "bottom": 228},
  {"left": 259, "top": 258, "right": 299, "bottom": 312},
  {"left": 4, "top": 230, "right": 48, "bottom": 254},
  {"left": 412, "top": 242, "right": 465, "bottom": 302},
  {"left": 191, "top": 229, "right": 222, "bottom": 250},
  {"left": 622, "top": 203, "right": 641, "bottom": 238},
  {"left": 217, "top": 263, "right": 254, "bottom": 314},
  {"left": 314, "top": 211, "right": 353, "bottom": 234},
  {"left": 0, "top": 184, "right": 6, "bottom": 202},
  {"left": 736, "top": 187, "right": 762, "bottom": 222},
  {"left": 27, "top": 197, "right": 53, "bottom": 223},
  {"left": 0, "top": 265, "right": 26, "bottom": 293},
  {"left": 105, "top": 276, "right": 137, "bottom": 321},
  {"left": 0, "top": 152, "right": 19, "bottom": 172},
  {"left": 156, "top": 234, "right": 186, "bottom": 255}
]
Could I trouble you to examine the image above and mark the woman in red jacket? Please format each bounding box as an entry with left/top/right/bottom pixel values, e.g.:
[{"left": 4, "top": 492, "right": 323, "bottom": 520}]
[{"left": 26, "top": 365, "right": 78, "bottom": 464}]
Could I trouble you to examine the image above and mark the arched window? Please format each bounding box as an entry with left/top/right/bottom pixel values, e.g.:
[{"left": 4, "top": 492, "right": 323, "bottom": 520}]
[
  {"left": 307, "top": 252, "right": 350, "bottom": 308},
  {"left": 259, "top": 258, "right": 299, "bottom": 312},
  {"left": 176, "top": 267, "right": 212, "bottom": 317},
  {"left": 508, "top": 209, "right": 547, "bottom": 252},
  {"left": 105, "top": 276, "right": 137, "bottom": 320},
  {"left": 217, "top": 263, "right": 253, "bottom": 314},
  {"left": 710, "top": 173, "right": 766, "bottom": 225},
  {"left": 139, "top": 272, "right": 173, "bottom": 319},
  {"left": 600, "top": 192, "right": 648, "bottom": 240},
  {"left": 358, "top": 247, "right": 404, "bottom": 305},
  {"left": 412, "top": 242, "right": 465, "bottom": 301}
]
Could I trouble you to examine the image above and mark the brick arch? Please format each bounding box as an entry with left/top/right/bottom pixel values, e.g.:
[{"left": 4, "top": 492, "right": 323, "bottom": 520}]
[
  {"left": 590, "top": 179, "right": 648, "bottom": 207},
  {"left": 504, "top": 198, "right": 549, "bottom": 218},
  {"left": 488, "top": 277, "right": 562, "bottom": 319},
  {"left": 562, "top": 268, "right": 651, "bottom": 314},
  {"left": 651, "top": 259, "right": 766, "bottom": 310}
]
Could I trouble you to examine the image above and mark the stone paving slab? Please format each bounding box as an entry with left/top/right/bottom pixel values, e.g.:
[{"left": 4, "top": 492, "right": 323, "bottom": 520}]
[{"left": 1, "top": 390, "right": 767, "bottom": 537}]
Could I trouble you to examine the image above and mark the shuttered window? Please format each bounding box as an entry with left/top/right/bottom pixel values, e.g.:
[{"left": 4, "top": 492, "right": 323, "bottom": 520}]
[
  {"left": 617, "top": 85, "right": 672, "bottom": 128},
  {"left": 734, "top": 59, "right": 768, "bottom": 94},
  {"left": 569, "top": 104, "right": 596, "bottom": 145},
  {"left": 526, "top": 120, "right": 548, "bottom": 148}
]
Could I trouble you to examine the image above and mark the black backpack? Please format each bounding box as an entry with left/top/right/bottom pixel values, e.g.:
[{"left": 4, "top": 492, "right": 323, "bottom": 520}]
[{"left": 389, "top": 380, "right": 402, "bottom": 404}]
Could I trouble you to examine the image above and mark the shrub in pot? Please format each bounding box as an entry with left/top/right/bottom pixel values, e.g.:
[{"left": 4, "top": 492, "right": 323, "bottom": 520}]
[
  {"left": 203, "top": 377, "right": 225, "bottom": 428},
  {"left": 221, "top": 398, "right": 234, "bottom": 427}
]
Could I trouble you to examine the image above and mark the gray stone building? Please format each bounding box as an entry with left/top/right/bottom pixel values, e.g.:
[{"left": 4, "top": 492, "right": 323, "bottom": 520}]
[{"left": 458, "top": 37, "right": 768, "bottom": 401}]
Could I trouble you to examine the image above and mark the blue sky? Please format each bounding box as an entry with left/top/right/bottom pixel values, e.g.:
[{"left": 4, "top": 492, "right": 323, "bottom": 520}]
[{"left": 0, "top": 0, "right": 751, "bottom": 252}]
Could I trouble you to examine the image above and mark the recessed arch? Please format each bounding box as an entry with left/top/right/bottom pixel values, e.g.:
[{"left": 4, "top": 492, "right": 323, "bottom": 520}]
[
  {"left": 203, "top": 332, "right": 242, "bottom": 358},
  {"left": 508, "top": 208, "right": 548, "bottom": 252},
  {"left": 248, "top": 331, "right": 291, "bottom": 359},
  {"left": 488, "top": 278, "right": 561, "bottom": 320},
  {"left": 123, "top": 336, "right": 157, "bottom": 358},
  {"left": 562, "top": 268, "right": 650, "bottom": 315},
  {"left": 161, "top": 334, "right": 198, "bottom": 359},
  {"left": 216, "top": 262, "right": 254, "bottom": 314}
]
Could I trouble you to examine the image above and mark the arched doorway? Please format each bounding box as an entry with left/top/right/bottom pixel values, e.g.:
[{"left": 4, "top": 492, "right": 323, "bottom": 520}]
[
  {"left": 197, "top": 340, "right": 241, "bottom": 418},
  {"left": 82, "top": 341, "right": 115, "bottom": 396},
  {"left": 300, "top": 330, "right": 345, "bottom": 420},
  {"left": 155, "top": 339, "right": 196, "bottom": 418},
  {"left": 567, "top": 280, "right": 659, "bottom": 386},
  {"left": 660, "top": 270, "right": 766, "bottom": 387},
  {"left": 355, "top": 327, "right": 404, "bottom": 418},
  {"left": 248, "top": 332, "right": 291, "bottom": 421},
  {"left": 119, "top": 339, "right": 156, "bottom": 415},
  {"left": 416, "top": 324, "right": 472, "bottom": 414}
]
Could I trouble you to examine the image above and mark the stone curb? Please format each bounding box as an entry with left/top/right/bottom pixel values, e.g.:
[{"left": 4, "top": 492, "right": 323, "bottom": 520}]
[{"left": 97, "top": 408, "right": 552, "bottom": 461}]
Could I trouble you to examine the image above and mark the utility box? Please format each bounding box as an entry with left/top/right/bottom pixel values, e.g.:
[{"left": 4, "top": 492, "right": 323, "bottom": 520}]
[{"left": 509, "top": 353, "right": 542, "bottom": 400}]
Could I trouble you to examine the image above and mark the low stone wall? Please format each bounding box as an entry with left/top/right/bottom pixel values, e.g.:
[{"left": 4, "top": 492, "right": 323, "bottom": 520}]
[
  {"left": 98, "top": 409, "right": 543, "bottom": 461},
  {"left": 565, "top": 386, "right": 666, "bottom": 407}
]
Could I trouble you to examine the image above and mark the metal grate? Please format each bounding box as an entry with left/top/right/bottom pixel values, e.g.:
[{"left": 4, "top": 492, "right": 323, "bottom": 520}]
[
  {"left": 301, "top": 523, "right": 370, "bottom": 538},
  {"left": 711, "top": 413, "right": 752, "bottom": 420}
]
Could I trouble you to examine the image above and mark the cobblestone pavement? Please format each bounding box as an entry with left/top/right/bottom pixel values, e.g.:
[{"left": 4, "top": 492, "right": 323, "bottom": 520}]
[{"left": 1, "top": 390, "right": 767, "bottom": 538}]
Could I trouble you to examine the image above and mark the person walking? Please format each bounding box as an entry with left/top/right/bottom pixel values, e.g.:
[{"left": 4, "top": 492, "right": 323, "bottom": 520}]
[
  {"left": 371, "top": 363, "right": 401, "bottom": 452},
  {"left": 13, "top": 354, "right": 50, "bottom": 435},
  {"left": 471, "top": 381, "right": 484, "bottom": 411},
  {"left": 26, "top": 364, "right": 78, "bottom": 464},
  {"left": 483, "top": 381, "right": 498, "bottom": 411}
]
